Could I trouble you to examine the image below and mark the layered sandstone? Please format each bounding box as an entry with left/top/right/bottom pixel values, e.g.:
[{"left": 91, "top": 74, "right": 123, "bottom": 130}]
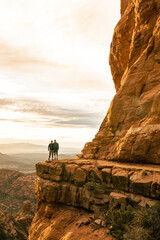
[
  {"left": 28, "top": 159, "right": 160, "bottom": 239},
  {"left": 81, "top": 0, "right": 160, "bottom": 164},
  {"left": 35, "top": 160, "right": 160, "bottom": 204}
]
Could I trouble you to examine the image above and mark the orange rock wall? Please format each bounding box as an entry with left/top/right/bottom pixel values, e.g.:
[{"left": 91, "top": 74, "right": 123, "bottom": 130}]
[
  {"left": 81, "top": 0, "right": 160, "bottom": 164},
  {"left": 121, "top": 0, "right": 129, "bottom": 15},
  {"left": 35, "top": 160, "right": 160, "bottom": 204},
  {"left": 28, "top": 203, "right": 112, "bottom": 240},
  {"left": 28, "top": 159, "right": 159, "bottom": 240}
]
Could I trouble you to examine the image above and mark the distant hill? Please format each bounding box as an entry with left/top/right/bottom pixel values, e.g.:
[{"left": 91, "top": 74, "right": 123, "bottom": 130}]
[
  {"left": 0, "top": 152, "right": 33, "bottom": 173},
  {"left": 0, "top": 143, "right": 47, "bottom": 154},
  {"left": 0, "top": 142, "right": 80, "bottom": 173},
  {"left": 0, "top": 151, "right": 77, "bottom": 173},
  {"left": 0, "top": 143, "right": 81, "bottom": 154}
]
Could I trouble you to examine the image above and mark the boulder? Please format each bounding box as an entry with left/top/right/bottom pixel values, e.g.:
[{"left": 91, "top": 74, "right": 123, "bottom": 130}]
[
  {"left": 129, "top": 171, "right": 153, "bottom": 197},
  {"left": 64, "top": 164, "right": 78, "bottom": 181},
  {"left": 112, "top": 168, "right": 129, "bottom": 191},
  {"left": 90, "top": 167, "right": 103, "bottom": 183},
  {"left": 109, "top": 192, "right": 128, "bottom": 209},
  {"left": 73, "top": 168, "right": 87, "bottom": 186}
]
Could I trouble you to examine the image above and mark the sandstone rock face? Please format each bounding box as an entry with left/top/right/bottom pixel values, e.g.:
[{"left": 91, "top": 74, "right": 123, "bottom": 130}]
[
  {"left": 0, "top": 206, "right": 34, "bottom": 240},
  {"left": 121, "top": 0, "right": 129, "bottom": 15},
  {"left": 28, "top": 203, "right": 113, "bottom": 240},
  {"left": 35, "top": 160, "right": 159, "bottom": 211},
  {"left": 28, "top": 159, "right": 160, "bottom": 240},
  {"left": 81, "top": 0, "right": 160, "bottom": 164}
]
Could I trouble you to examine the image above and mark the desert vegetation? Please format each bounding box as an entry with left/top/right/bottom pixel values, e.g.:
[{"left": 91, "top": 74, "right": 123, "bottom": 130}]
[{"left": 105, "top": 202, "right": 160, "bottom": 240}]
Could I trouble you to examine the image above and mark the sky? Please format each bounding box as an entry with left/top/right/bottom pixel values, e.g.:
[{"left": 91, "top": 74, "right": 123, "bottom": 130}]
[{"left": 0, "top": 0, "right": 120, "bottom": 150}]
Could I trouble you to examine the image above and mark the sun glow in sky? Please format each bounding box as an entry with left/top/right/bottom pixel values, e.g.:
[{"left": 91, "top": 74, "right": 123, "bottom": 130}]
[{"left": 0, "top": 0, "right": 120, "bottom": 149}]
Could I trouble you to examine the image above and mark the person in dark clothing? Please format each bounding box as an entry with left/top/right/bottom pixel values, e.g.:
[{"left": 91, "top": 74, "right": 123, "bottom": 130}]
[
  {"left": 48, "top": 140, "right": 54, "bottom": 160},
  {"left": 53, "top": 139, "right": 59, "bottom": 160}
]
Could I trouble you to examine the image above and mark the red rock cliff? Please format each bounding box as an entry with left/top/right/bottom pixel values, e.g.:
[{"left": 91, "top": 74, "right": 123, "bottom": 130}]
[
  {"left": 81, "top": 0, "right": 160, "bottom": 164},
  {"left": 28, "top": 159, "right": 160, "bottom": 240}
]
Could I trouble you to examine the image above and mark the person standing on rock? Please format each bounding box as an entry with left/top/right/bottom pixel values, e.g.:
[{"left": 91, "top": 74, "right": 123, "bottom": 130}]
[
  {"left": 53, "top": 139, "right": 59, "bottom": 160},
  {"left": 48, "top": 140, "right": 54, "bottom": 160}
]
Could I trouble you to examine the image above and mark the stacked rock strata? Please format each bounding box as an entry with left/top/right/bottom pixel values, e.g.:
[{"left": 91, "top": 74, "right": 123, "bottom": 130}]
[{"left": 35, "top": 159, "right": 160, "bottom": 214}]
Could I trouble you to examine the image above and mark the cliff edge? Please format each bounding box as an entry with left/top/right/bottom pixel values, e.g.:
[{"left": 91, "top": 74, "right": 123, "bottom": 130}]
[
  {"left": 28, "top": 159, "right": 160, "bottom": 240},
  {"left": 28, "top": 1, "right": 160, "bottom": 239},
  {"left": 81, "top": 0, "right": 160, "bottom": 164}
]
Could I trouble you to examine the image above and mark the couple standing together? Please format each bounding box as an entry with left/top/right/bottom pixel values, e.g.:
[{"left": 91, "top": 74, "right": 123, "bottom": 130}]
[{"left": 48, "top": 140, "right": 59, "bottom": 160}]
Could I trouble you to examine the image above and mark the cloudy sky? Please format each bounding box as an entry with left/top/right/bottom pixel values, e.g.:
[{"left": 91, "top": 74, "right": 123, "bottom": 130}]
[{"left": 0, "top": 0, "right": 120, "bottom": 150}]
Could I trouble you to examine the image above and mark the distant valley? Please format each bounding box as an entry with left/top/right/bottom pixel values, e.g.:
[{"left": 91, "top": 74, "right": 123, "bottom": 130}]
[{"left": 0, "top": 143, "right": 80, "bottom": 173}]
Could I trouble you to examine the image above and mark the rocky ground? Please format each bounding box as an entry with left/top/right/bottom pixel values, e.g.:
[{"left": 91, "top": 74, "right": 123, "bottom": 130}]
[
  {"left": 0, "top": 169, "right": 37, "bottom": 240},
  {"left": 36, "top": 159, "right": 160, "bottom": 206},
  {"left": 0, "top": 201, "right": 35, "bottom": 240},
  {"left": 29, "top": 202, "right": 115, "bottom": 240},
  {"left": 27, "top": 158, "right": 160, "bottom": 240},
  {"left": 0, "top": 168, "right": 36, "bottom": 213}
]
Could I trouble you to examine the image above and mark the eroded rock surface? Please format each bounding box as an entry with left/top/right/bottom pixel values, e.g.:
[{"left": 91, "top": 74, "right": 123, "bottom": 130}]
[
  {"left": 0, "top": 169, "right": 36, "bottom": 213},
  {"left": 28, "top": 1, "right": 160, "bottom": 239},
  {"left": 28, "top": 203, "right": 114, "bottom": 240},
  {"left": 0, "top": 202, "right": 34, "bottom": 240},
  {"left": 81, "top": 0, "right": 160, "bottom": 164},
  {"left": 0, "top": 169, "right": 36, "bottom": 239},
  {"left": 28, "top": 159, "right": 160, "bottom": 240},
  {"left": 35, "top": 160, "right": 160, "bottom": 206}
]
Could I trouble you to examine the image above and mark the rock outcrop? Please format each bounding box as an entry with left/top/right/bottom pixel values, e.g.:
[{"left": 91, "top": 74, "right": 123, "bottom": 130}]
[
  {"left": 0, "top": 203, "right": 34, "bottom": 240},
  {"left": 28, "top": 203, "right": 113, "bottom": 240},
  {"left": 0, "top": 169, "right": 36, "bottom": 213},
  {"left": 81, "top": 0, "right": 160, "bottom": 164},
  {"left": 35, "top": 160, "right": 160, "bottom": 208},
  {"left": 28, "top": 1, "right": 160, "bottom": 239},
  {"left": 0, "top": 169, "right": 36, "bottom": 239},
  {"left": 28, "top": 159, "right": 160, "bottom": 240}
]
